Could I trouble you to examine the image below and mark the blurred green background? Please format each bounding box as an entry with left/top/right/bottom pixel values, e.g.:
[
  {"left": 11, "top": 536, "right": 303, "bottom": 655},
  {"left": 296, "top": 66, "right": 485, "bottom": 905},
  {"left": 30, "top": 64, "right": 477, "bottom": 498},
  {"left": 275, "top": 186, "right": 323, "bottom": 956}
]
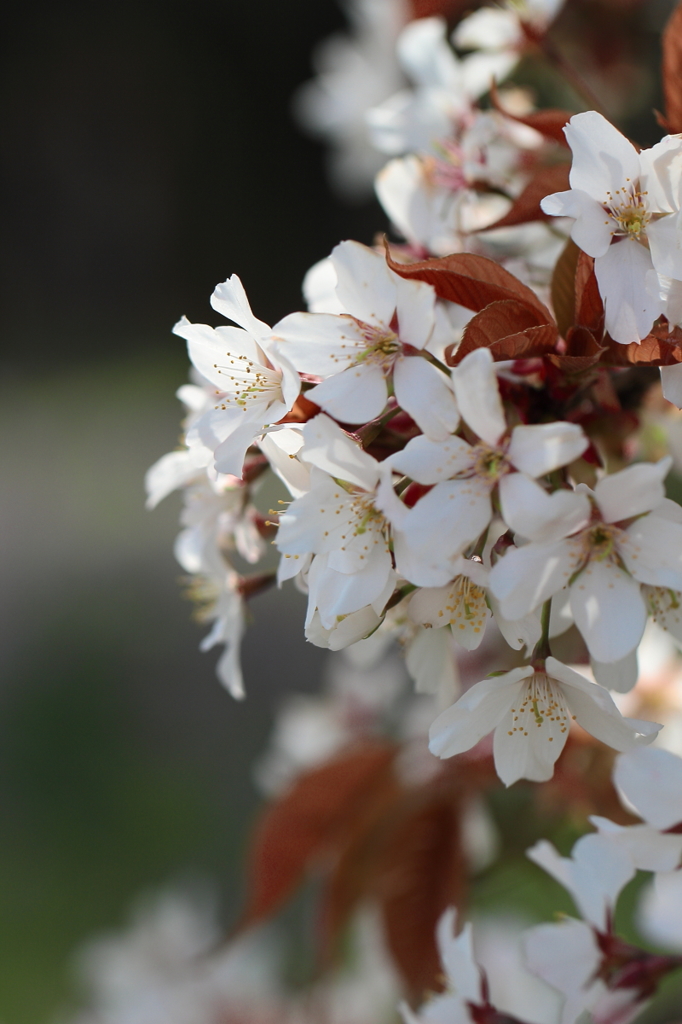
[{"left": 0, "top": 0, "right": 679, "bottom": 1019}]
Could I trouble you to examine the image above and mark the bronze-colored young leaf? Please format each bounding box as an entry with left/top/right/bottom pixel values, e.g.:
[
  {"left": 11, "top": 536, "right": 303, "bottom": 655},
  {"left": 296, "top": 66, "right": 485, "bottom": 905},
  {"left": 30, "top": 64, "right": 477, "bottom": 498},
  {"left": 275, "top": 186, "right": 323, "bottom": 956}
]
[
  {"left": 378, "top": 785, "right": 467, "bottom": 999},
  {"left": 238, "top": 741, "right": 397, "bottom": 929},
  {"left": 551, "top": 238, "right": 580, "bottom": 338},
  {"left": 663, "top": 0, "right": 682, "bottom": 134},
  {"left": 547, "top": 325, "right": 606, "bottom": 372},
  {"left": 448, "top": 299, "right": 558, "bottom": 365},
  {"left": 574, "top": 251, "right": 604, "bottom": 336},
  {"left": 386, "top": 246, "right": 550, "bottom": 317},
  {"left": 480, "top": 164, "right": 570, "bottom": 233}
]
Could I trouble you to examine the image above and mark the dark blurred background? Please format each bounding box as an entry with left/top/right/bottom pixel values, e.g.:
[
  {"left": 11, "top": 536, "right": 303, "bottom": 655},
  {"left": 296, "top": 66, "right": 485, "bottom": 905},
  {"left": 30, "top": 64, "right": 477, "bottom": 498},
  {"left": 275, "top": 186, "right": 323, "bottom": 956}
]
[{"left": 0, "top": 0, "right": 676, "bottom": 1019}]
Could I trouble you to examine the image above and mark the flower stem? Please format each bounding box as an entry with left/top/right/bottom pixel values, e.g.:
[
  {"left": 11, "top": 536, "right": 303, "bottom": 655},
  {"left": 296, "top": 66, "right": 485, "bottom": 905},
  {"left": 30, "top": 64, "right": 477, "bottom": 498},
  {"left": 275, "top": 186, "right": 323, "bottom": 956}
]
[
  {"left": 539, "top": 36, "right": 609, "bottom": 119},
  {"left": 531, "top": 598, "right": 553, "bottom": 665}
]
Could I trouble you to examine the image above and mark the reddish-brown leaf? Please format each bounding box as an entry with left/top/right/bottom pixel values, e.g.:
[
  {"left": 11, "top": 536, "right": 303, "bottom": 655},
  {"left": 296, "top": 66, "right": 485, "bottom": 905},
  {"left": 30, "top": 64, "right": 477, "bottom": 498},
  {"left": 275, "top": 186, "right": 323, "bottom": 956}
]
[
  {"left": 574, "top": 251, "right": 604, "bottom": 336},
  {"left": 378, "top": 786, "right": 467, "bottom": 998},
  {"left": 547, "top": 326, "right": 606, "bottom": 372},
  {"left": 386, "top": 246, "right": 550, "bottom": 317},
  {"left": 409, "top": 0, "right": 471, "bottom": 18},
  {"left": 489, "top": 83, "right": 572, "bottom": 146},
  {"left": 238, "top": 742, "right": 397, "bottom": 929},
  {"left": 551, "top": 238, "right": 580, "bottom": 338},
  {"left": 602, "top": 327, "right": 682, "bottom": 368},
  {"left": 447, "top": 299, "right": 558, "bottom": 365},
  {"left": 480, "top": 163, "right": 570, "bottom": 232},
  {"left": 663, "top": 1, "right": 682, "bottom": 134}
]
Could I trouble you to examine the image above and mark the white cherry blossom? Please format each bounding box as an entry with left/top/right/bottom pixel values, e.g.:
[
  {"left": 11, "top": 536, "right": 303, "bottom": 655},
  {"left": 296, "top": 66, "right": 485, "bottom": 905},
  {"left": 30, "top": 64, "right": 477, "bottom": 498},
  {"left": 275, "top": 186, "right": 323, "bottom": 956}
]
[
  {"left": 490, "top": 458, "right": 682, "bottom": 663},
  {"left": 384, "top": 347, "right": 588, "bottom": 586},
  {"left": 176, "top": 275, "right": 301, "bottom": 477},
  {"left": 366, "top": 17, "right": 512, "bottom": 158},
  {"left": 292, "top": 0, "right": 407, "bottom": 198},
  {"left": 408, "top": 556, "right": 490, "bottom": 650},
  {"left": 455, "top": 0, "right": 566, "bottom": 55},
  {"left": 541, "top": 112, "right": 682, "bottom": 343},
  {"left": 429, "top": 656, "right": 658, "bottom": 786},
  {"left": 272, "top": 240, "right": 458, "bottom": 439},
  {"left": 275, "top": 414, "right": 396, "bottom": 629}
]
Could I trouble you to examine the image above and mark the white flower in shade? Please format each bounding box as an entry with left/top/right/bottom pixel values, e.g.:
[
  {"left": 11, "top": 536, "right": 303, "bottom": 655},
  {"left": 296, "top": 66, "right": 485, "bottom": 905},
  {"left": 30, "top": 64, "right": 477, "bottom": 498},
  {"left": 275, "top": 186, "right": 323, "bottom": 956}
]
[
  {"left": 186, "top": 569, "right": 247, "bottom": 700},
  {"left": 429, "top": 656, "right": 659, "bottom": 786},
  {"left": 541, "top": 112, "right": 682, "bottom": 343},
  {"left": 176, "top": 275, "right": 300, "bottom": 478},
  {"left": 490, "top": 459, "right": 682, "bottom": 663},
  {"left": 524, "top": 918, "right": 637, "bottom": 1024},
  {"left": 408, "top": 557, "right": 490, "bottom": 650},
  {"left": 275, "top": 414, "right": 396, "bottom": 629},
  {"left": 366, "top": 17, "right": 512, "bottom": 158},
  {"left": 272, "top": 240, "right": 458, "bottom": 439},
  {"left": 454, "top": 0, "right": 566, "bottom": 55},
  {"left": 638, "top": 869, "right": 682, "bottom": 952},
  {"left": 528, "top": 832, "right": 636, "bottom": 931},
  {"left": 374, "top": 107, "right": 544, "bottom": 257},
  {"left": 384, "top": 347, "right": 588, "bottom": 586},
  {"left": 524, "top": 833, "right": 660, "bottom": 1024},
  {"left": 292, "top": 0, "right": 407, "bottom": 199}
]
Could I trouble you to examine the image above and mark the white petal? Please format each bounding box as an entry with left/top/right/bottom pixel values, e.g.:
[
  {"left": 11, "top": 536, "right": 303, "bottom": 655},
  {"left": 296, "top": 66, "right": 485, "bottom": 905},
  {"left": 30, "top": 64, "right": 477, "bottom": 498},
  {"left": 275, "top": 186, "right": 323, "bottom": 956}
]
[
  {"left": 301, "top": 414, "right": 379, "bottom": 491},
  {"left": 615, "top": 747, "right": 682, "bottom": 829},
  {"left": 405, "top": 626, "right": 459, "bottom": 702},
  {"left": 590, "top": 817, "right": 682, "bottom": 871},
  {"left": 176, "top": 319, "right": 259, "bottom": 389},
  {"left": 302, "top": 257, "right": 343, "bottom": 314},
  {"left": 547, "top": 657, "right": 660, "bottom": 750},
  {"left": 429, "top": 670, "right": 530, "bottom": 759},
  {"left": 523, "top": 919, "right": 599, "bottom": 997},
  {"left": 569, "top": 560, "right": 647, "bottom": 662},
  {"left": 453, "top": 7, "right": 519, "bottom": 50},
  {"left": 210, "top": 274, "right": 271, "bottom": 340},
  {"left": 639, "top": 870, "right": 682, "bottom": 952},
  {"left": 493, "top": 707, "right": 568, "bottom": 786},
  {"left": 595, "top": 241, "right": 662, "bottom": 344},
  {"left": 387, "top": 434, "right": 474, "bottom": 485},
  {"left": 648, "top": 212, "right": 682, "bottom": 281},
  {"left": 564, "top": 112, "right": 641, "bottom": 200},
  {"left": 622, "top": 513, "right": 682, "bottom": 589},
  {"left": 489, "top": 539, "right": 575, "bottom": 619},
  {"left": 393, "top": 355, "right": 459, "bottom": 441},
  {"left": 331, "top": 240, "right": 396, "bottom": 327},
  {"left": 213, "top": 420, "right": 265, "bottom": 477},
  {"left": 590, "top": 649, "right": 638, "bottom": 693},
  {"left": 661, "top": 363, "right": 682, "bottom": 408},
  {"left": 643, "top": 584, "right": 682, "bottom": 646},
  {"left": 409, "top": 577, "right": 489, "bottom": 650},
  {"left": 498, "top": 474, "right": 591, "bottom": 544},
  {"left": 394, "top": 273, "right": 436, "bottom": 349},
  {"left": 308, "top": 362, "right": 389, "bottom": 424},
  {"left": 594, "top": 458, "right": 671, "bottom": 523},
  {"left": 309, "top": 548, "right": 393, "bottom": 627},
  {"left": 436, "top": 912, "right": 480, "bottom": 1003},
  {"left": 508, "top": 422, "right": 588, "bottom": 479},
  {"left": 271, "top": 312, "right": 363, "bottom": 375},
  {"left": 404, "top": 479, "right": 492, "bottom": 566},
  {"left": 527, "top": 834, "right": 634, "bottom": 930},
  {"left": 489, "top": 597, "right": 542, "bottom": 653},
  {"left": 145, "top": 448, "right": 212, "bottom": 509},
  {"left": 452, "top": 348, "right": 506, "bottom": 447},
  {"left": 540, "top": 188, "right": 614, "bottom": 258}
]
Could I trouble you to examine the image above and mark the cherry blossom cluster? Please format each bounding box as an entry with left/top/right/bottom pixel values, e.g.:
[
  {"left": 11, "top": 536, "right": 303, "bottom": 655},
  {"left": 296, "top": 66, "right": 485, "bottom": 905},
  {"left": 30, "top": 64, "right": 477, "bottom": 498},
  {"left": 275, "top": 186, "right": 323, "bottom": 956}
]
[
  {"left": 149, "top": 215, "right": 682, "bottom": 787},
  {"left": 147, "top": 0, "right": 682, "bottom": 818}
]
